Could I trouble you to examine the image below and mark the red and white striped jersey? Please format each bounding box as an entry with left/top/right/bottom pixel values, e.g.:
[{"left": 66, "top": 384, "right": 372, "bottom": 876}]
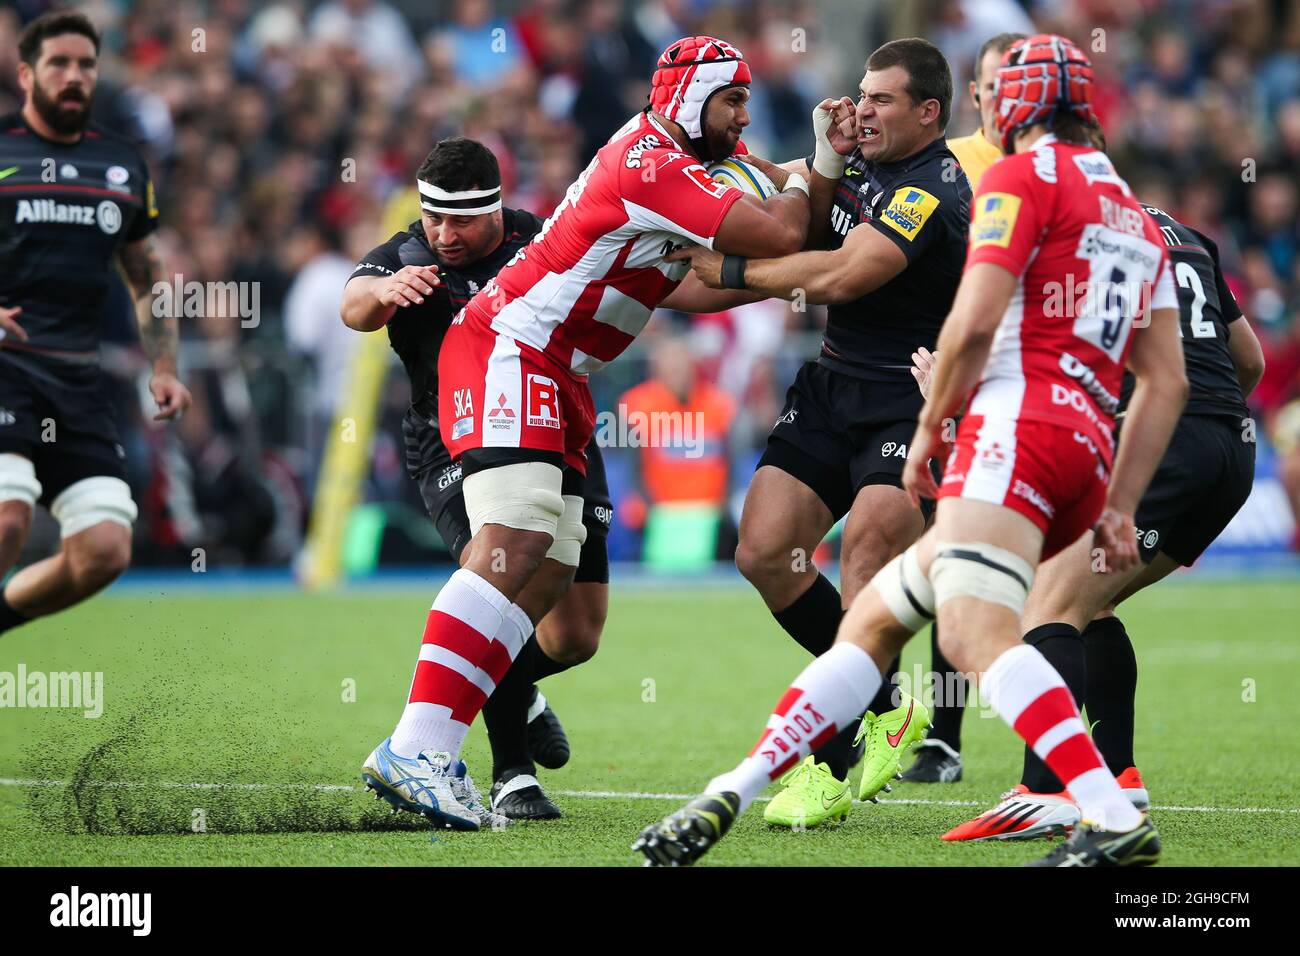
[
  {"left": 964, "top": 135, "right": 1177, "bottom": 466},
  {"left": 458, "top": 112, "right": 745, "bottom": 375}
]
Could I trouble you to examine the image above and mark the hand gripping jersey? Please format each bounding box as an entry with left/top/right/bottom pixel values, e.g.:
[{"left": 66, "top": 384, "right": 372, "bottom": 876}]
[
  {"left": 457, "top": 112, "right": 746, "bottom": 375},
  {"left": 348, "top": 207, "right": 544, "bottom": 477},
  {"left": 963, "top": 135, "right": 1177, "bottom": 468}
]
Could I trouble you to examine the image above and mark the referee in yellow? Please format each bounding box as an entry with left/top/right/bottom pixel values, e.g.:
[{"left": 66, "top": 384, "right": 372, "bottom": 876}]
[{"left": 946, "top": 33, "right": 1027, "bottom": 189}]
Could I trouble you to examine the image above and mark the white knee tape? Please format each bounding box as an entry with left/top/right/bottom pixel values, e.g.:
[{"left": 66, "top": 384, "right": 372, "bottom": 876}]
[
  {"left": 0, "top": 454, "right": 41, "bottom": 507},
  {"left": 544, "top": 494, "right": 587, "bottom": 567},
  {"left": 464, "top": 461, "right": 564, "bottom": 537},
  {"left": 873, "top": 544, "right": 935, "bottom": 632},
  {"left": 930, "top": 542, "right": 1035, "bottom": 615},
  {"left": 50, "top": 476, "right": 137, "bottom": 538}
]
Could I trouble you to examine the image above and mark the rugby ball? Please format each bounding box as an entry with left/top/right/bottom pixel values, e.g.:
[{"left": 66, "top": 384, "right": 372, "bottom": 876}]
[{"left": 707, "top": 158, "right": 777, "bottom": 199}]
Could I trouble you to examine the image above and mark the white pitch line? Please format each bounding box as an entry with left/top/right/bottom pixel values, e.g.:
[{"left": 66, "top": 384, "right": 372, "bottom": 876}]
[{"left": 2, "top": 778, "right": 1297, "bottom": 814}]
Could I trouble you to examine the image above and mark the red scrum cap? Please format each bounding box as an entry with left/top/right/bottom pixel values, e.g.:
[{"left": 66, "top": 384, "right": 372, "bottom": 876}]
[
  {"left": 648, "top": 36, "right": 751, "bottom": 141},
  {"left": 994, "top": 33, "right": 1098, "bottom": 152}
]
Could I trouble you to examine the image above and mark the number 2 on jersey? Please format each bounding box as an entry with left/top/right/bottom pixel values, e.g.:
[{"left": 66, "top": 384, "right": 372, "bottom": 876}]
[{"left": 1174, "top": 261, "right": 1215, "bottom": 339}]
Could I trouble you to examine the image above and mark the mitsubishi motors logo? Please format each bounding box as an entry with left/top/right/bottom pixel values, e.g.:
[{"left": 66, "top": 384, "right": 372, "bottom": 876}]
[{"left": 486, "top": 392, "right": 516, "bottom": 435}]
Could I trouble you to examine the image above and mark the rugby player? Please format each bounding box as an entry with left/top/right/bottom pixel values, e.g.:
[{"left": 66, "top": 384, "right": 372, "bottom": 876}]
[
  {"left": 359, "top": 36, "right": 813, "bottom": 831},
  {"left": 901, "top": 31, "right": 1026, "bottom": 786},
  {"left": 668, "top": 38, "right": 972, "bottom": 827},
  {"left": 635, "top": 34, "right": 1188, "bottom": 867},
  {"left": 0, "top": 12, "right": 190, "bottom": 639},
  {"left": 937, "top": 199, "right": 1264, "bottom": 840},
  {"left": 344, "top": 138, "right": 609, "bottom": 821}
]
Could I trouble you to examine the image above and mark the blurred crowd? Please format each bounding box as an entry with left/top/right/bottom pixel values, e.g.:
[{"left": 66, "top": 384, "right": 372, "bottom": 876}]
[{"left": 2, "top": 0, "right": 1298, "bottom": 567}]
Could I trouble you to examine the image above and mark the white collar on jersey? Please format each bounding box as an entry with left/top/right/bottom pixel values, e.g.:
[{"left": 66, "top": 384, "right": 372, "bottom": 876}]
[{"left": 645, "top": 111, "right": 686, "bottom": 152}]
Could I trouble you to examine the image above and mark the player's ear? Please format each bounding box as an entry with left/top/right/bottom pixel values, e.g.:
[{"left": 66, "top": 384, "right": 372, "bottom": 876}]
[{"left": 969, "top": 81, "right": 979, "bottom": 110}]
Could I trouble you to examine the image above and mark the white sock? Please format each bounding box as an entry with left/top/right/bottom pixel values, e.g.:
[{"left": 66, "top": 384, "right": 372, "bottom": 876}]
[
  {"left": 707, "top": 642, "right": 881, "bottom": 813},
  {"left": 983, "top": 644, "right": 1142, "bottom": 831},
  {"left": 390, "top": 568, "right": 509, "bottom": 759}
]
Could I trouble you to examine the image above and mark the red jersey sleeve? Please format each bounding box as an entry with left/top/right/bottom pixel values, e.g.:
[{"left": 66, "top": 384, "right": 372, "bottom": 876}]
[
  {"left": 965, "top": 154, "right": 1049, "bottom": 277},
  {"left": 621, "top": 150, "right": 745, "bottom": 249}
]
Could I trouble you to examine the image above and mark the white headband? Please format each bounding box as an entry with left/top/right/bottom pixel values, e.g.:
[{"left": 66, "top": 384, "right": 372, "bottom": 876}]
[{"left": 417, "top": 179, "right": 502, "bottom": 215}]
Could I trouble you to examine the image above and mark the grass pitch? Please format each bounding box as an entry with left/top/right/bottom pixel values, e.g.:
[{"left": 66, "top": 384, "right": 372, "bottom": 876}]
[{"left": 0, "top": 575, "right": 1296, "bottom": 866}]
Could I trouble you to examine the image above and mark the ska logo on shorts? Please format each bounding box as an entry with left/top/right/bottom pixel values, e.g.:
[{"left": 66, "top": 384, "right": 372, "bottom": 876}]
[
  {"left": 1136, "top": 528, "right": 1159, "bottom": 550},
  {"left": 526, "top": 374, "right": 561, "bottom": 429},
  {"left": 774, "top": 408, "right": 797, "bottom": 428},
  {"left": 881, "top": 441, "right": 907, "bottom": 459}
]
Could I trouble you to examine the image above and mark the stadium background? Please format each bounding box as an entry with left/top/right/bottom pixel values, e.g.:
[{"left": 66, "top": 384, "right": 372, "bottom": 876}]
[{"left": 1, "top": 0, "right": 1297, "bottom": 578}]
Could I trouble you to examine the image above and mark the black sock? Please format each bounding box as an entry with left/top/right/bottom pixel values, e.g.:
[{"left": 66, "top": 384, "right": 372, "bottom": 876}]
[
  {"left": 482, "top": 636, "right": 549, "bottom": 780},
  {"left": 772, "top": 573, "right": 859, "bottom": 777},
  {"left": 529, "top": 639, "right": 573, "bottom": 682},
  {"left": 0, "top": 589, "right": 29, "bottom": 635},
  {"left": 772, "top": 572, "right": 842, "bottom": 657},
  {"left": 927, "top": 623, "right": 967, "bottom": 751},
  {"left": 1020, "top": 623, "right": 1086, "bottom": 793},
  {"left": 1083, "top": 616, "right": 1137, "bottom": 774},
  {"left": 868, "top": 655, "right": 903, "bottom": 714}
]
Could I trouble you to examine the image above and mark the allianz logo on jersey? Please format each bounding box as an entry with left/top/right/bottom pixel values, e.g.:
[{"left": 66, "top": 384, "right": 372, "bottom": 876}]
[{"left": 16, "top": 197, "right": 122, "bottom": 234}]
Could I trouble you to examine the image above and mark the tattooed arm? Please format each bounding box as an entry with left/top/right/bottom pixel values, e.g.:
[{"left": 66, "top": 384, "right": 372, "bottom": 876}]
[{"left": 117, "top": 236, "right": 192, "bottom": 420}]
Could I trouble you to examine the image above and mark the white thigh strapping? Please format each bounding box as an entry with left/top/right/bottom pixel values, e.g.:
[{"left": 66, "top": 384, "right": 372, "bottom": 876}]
[
  {"left": 0, "top": 454, "right": 40, "bottom": 507},
  {"left": 929, "top": 541, "right": 1035, "bottom": 615},
  {"left": 463, "top": 461, "right": 564, "bottom": 538},
  {"left": 50, "top": 476, "right": 137, "bottom": 538}
]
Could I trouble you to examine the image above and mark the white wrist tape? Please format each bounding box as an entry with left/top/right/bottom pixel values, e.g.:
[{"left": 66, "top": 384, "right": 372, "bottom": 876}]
[
  {"left": 811, "top": 103, "right": 847, "bottom": 180},
  {"left": 782, "top": 172, "right": 809, "bottom": 196}
]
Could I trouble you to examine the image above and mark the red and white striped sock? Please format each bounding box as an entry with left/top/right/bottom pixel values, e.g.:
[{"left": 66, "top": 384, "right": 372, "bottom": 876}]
[
  {"left": 983, "top": 644, "right": 1142, "bottom": 831},
  {"left": 390, "top": 569, "right": 530, "bottom": 760},
  {"left": 706, "top": 642, "right": 881, "bottom": 812}
]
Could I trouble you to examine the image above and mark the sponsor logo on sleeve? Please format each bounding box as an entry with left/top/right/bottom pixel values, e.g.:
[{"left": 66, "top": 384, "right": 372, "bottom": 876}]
[
  {"left": 970, "top": 192, "right": 1021, "bottom": 249},
  {"left": 879, "top": 187, "right": 939, "bottom": 241}
]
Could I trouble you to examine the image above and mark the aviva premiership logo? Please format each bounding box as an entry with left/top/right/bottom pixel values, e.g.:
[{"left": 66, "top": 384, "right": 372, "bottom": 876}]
[
  {"left": 971, "top": 192, "right": 1021, "bottom": 249},
  {"left": 879, "top": 187, "right": 939, "bottom": 241}
]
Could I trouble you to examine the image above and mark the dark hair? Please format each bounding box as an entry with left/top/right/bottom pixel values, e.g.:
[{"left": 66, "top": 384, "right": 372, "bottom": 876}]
[
  {"left": 1051, "top": 113, "right": 1096, "bottom": 147},
  {"left": 1085, "top": 118, "right": 1107, "bottom": 151},
  {"left": 974, "top": 32, "right": 1027, "bottom": 78},
  {"left": 416, "top": 137, "right": 501, "bottom": 193},
  {"left": 867, "top": 38, "right": 953, "bottom": 129},
  {"left": 18, "top": 10, "right": 101, "bottom": 66}
]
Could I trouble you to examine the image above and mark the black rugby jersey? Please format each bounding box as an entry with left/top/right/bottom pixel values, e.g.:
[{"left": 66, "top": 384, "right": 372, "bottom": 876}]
[
  {"left": 816, "top": 136, "right": 970, "bottom": 380},
  {"left": 0, "top": 112, "right": 158, "bottom": 359},
  {"left": 1119, "top": 206, "right": 1248, "bottom": 420},
  {"left": 348, "top": 207, "right": 544, "bottom": 473}
]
